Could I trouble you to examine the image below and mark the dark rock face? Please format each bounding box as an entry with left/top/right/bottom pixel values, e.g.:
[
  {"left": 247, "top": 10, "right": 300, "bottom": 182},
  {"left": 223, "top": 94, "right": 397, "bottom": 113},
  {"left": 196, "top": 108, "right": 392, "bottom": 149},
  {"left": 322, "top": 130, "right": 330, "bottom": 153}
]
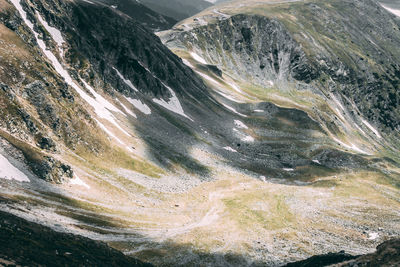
[
  {"left": 23, "top": 81, "right": 61, "bottom": 132},
  {"left": 0, "top": 211, "right": 153, "bottom": 267},
  {"left": 37, "top": 135, "right": 56, "bottom": 151},
  {"left": 167, "top": 0, "right": 400, "bottom": 134},
  {"left": 0, "top": 129, "right": 71, "bottom": 184},
  {"left": 282, "top": 251, "right": 358, "bottom": 267},
  {"left": 27, "top": 155, "right": 73, "bottom": 184},
  {"left": 336, "top": 238, "right": 400, "bottom": 267},
  {"left": 173, "top": 14, "right": 319, "bottom": 86},
  {"left": 284, "top": 238, "right": 400, "bottom": 267}
]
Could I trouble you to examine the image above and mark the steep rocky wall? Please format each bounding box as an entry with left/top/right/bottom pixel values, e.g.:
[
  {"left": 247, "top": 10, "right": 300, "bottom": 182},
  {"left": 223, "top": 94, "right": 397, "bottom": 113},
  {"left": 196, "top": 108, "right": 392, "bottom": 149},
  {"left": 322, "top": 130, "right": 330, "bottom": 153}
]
[
  {"left": 172, "top": 14, "right": 318, "bottom": 85},
  {"left": 165, "top": 0, "right": 400, "bottom": 135},
  {"left": 30, "top": 0, "right": 210, "bottom": 101}
]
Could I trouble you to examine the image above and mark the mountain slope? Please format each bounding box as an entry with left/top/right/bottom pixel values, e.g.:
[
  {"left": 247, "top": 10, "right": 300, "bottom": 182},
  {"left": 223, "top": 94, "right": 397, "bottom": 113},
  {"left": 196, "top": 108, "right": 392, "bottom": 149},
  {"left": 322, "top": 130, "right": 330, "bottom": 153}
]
[
  {"left": 0, "top": 0, "right": 399, "bottom": 266},
  {"left": 160, "top": 0, "right": 400, "bottom": 160}
]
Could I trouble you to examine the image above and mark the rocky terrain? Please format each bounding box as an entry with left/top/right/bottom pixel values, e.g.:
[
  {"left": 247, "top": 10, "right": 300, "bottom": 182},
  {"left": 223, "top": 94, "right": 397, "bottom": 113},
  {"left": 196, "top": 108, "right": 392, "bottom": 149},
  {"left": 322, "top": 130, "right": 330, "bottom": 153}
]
[
  {"left": 0, "top": 0, "right": 399, "bottom": 266},
  {"left": 284, "top": 238, "right": 400, "bottom": 266}
]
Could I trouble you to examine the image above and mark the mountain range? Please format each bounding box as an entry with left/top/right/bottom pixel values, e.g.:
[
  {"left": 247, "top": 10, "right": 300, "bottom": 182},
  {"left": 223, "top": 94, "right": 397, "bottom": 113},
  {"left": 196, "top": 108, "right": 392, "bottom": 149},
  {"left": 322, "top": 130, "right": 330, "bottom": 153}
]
[{"left": 0, "top": 0, "right": 399, "bottom": 266}]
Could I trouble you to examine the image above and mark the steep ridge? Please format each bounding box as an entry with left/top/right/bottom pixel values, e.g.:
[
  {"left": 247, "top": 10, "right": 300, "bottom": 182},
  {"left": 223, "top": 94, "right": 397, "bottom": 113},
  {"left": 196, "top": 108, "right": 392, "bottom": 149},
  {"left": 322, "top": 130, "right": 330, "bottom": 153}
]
[{"left": 0, "top": 0, "right": 399, "bottom": 266}]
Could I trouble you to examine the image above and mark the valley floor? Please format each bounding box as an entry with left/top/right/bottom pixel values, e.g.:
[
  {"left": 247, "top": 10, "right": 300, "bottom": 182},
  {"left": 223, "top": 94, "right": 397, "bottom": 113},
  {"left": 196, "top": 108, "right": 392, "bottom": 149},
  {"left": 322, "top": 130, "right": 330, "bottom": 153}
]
[{"left": 1, "top": 157, "right": 399, "bottom": 266}]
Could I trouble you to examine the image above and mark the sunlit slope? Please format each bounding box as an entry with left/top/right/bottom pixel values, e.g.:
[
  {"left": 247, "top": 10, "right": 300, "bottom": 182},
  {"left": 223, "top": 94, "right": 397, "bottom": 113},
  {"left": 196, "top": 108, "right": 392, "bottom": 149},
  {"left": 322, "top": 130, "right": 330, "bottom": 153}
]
[
  {"left": 0, "top": 0, "right": 399, "bottom": 266},
  {"left": 160, "top": 0, "right": 400, "bottom": 163}
]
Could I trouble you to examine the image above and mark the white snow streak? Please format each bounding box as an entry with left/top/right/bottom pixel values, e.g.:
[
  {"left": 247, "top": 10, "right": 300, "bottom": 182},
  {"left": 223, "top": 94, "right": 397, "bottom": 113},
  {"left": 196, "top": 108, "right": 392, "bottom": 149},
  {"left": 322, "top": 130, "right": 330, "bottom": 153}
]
[
  {"left": 113, "top": 67, "right": 138, "bottom": 92},
  {"left": 283, "top": 168, "right": 295, "bottom": 172},
  {"left": 227, "top": 81, "right": 244, "bottom": 94},
  {"left": 361, "top": 119, "right": 382, "bottom": 138},
  {"left": 153, "top": 82, "right": 193, "bottom": 121},
  {"left": 223, "top": 146, "right": 237, "bottom": 153},
  {"left": 382, "top": 5, "right": 400, "bottom": 17},
  {"left": 190, "top": 52, "right": 207, "bottom": 65},
  {"left": 0, "top": 154, "right": 30, "bottom": 182},
  {"left": 216, "top": 91, "right": 244, "bottom": 103},
  {"left": 196, "top": 71, "right": 221, "bottom": 86},
  {"left": 135, "top": 61, "right": 191, "bottom": 120},
  {"left": 126, "top": 97, "right": 152, "bottom": 115},
  {"left": 241, "top": 135, "right": 254, "bottom": 142},
  {"left": 80, "top": 80, "right": 130, "bottom": 137},
  {"left": 222, "top": 103, "right": 247, "bottom": 117},
  {"left": 332, "top": 137, "right": 371, "bottom": 155},
  {"left": 368, "top": 232, "right": 379, "bottom": 240},
  {"left": 82, "top": 0, "right": 95, "bottom": 4},
  {"left": 69, "top": 174, "right": 90, "bottom": 189},
  {"left": 234, "top": 120, "right": 248, "bottom": 129},
  {"left": 182, "top": 59, "right": 195, "bottom": 69},
  {"left": 36, "top": 12, "right": 65, "bottom": 52},
  {"left": 331, "top": 94, "right": 345, "bottom": 111},
  {"left": 118, "top": 100, "right": 136, "bottom": 118},
  {"left": 94, "top": 119, "right": 125, "bottom": 145}
]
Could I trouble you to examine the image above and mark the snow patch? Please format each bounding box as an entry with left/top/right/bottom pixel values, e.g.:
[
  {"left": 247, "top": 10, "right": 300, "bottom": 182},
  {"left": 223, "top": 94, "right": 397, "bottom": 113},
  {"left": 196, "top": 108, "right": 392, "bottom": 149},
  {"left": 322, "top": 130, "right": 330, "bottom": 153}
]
[
  {"left": 241, "top": 135, "right": 254, "bottom": 142},
  {"left": 95, "top": 119, "right": 125, "bottom": 145},
  {"left": 70, "top": 174, "right": 90, "bottom": 189},
  {"left": 312, "top": 159, "right": 321, "bottom": 165},
  {"left": 216, "top": 91, "right": 244, "bottom": 103},
  {"left": 113, "top": 67, "right": 138, "bottom": 92},
  {"left": 331, "top": 94, "right": 345, "bottom": 111},
  {"left": 283, "top": 168, "right": 295, "bottom": 172},
  {"left": 361, "top": 119, "right": 382, "bottom": 138},
  {"left": 332, "top": 137, "right": 371, "bottom": 155},
  {"left": 135, "top": 61, "right": 191, "bottom": 120},
  {"left": 36, "top": 12, "right": 65, "bottom": 52},
  {"left": 118, "top": 100, "right": 136, "bottom": 118},
  {"left": 368, "top": 232, "right": 379, "bottom": 240},
  {"left": 234, "top": 120, "right": 248, "bottom": 129},
  {"left": 254, "top": 109, "right": 264, "bottom": 113},
  {"left": 382, "top": 5, "right": 400, "bottom": 17},
  {"left": 153, "top": 82, "right": 193, "bottom": 121},
  {"left": 80, "top": 80, "right": 130, "bottom": 137},
  {"left": 190, "top": 52, "right": 207, "bottom": 65},
  {"left": 227, "top": 81, "right": 244, "bottom": 94},
  {"left": 223, "top": 146, "right": 237, "bottom": 153},
  {"left": 126, "top": 97, "right": 151, "bottom": 115},
  {"left": 182, "top": 59, "right": 195, "bottom": 69},
  {"left": 0, "top": 154, "right": 30, "bottom": 182},
  {"left": 222, "top": 103, "right": 247, "bottom": 117},
  {"left": 196, "top": 71, "right": 221, "bottom": 86}
]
